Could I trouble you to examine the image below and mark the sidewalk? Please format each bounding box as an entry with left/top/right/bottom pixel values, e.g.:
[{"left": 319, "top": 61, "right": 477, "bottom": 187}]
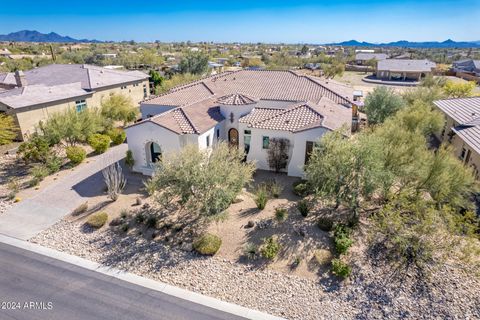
[{"left": 0, "top": 144, "right": 127, "bottom": 240}]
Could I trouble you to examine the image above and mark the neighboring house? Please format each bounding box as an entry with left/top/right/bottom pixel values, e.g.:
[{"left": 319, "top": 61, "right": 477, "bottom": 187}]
[
  {"left": 0, "top": 64, "right": 150, "bottom": 139},
  {"left": 376, "top": 59, "right": 436, "bottom": 81},
  {"left": 125, "top": 70, "right": 355, "bottom": 177},
  {"left": 354, "top": 53, "right": 388, "bottom": 65},
  {"left": 434, "top": 97, "right": 480, "bottom": 179},
  {"left": 452, "top": 59, "right": 480, "bottom": 76}
]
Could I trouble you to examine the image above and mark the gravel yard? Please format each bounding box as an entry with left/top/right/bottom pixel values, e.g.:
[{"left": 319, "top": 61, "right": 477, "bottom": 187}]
[{"left": 31, "top": 219, "right": 480, "bottom": 320}]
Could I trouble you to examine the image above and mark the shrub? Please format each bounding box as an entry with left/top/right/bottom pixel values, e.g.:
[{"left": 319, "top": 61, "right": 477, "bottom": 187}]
[
  {"left": 314, "top": 249, "right": 333, "bottom": 265},
  {"left": 121, "top": 223, "right": 129, "bottom": 232},
  {"left": 17, "top": 134, "right": 51, "bottom": 164},
  {"left": 72, "top": 202, "right": 88, "bottom": 216},
  {"left": 193, "top": 233, "right": 222, "bottom": 255},
  {"left": 30, "top": 165, "right": 49, "bottom": 182},
  {"left": 125, "top": 150, "right": 135, "bottom": 169},
  {"left": 244, "top": 242, "right": 258, "bottom": 260},
  {"left": 297, "top": 199, "right": 310, "bottom": 217},
  {"left": 107, "top": 128, "right": 126, "bottom": 145},
  {"left": 255, "top": 187, "right": 268, "bottom": 210},
  {"left": 135, "top": 213, "right": 145, "bottom": 224},
  {"left": 334, "top": 224, "right": 353, "bottom": 254},
  {"left": 66, "top": 146, "right": 86, "bottom": 165},
  {"left": 7, "top": 179, "right": 20, "bottom": 200},
  {"left": 331, "top": 258, "right": 351, "bottom": 278},
  {"left": 292, "top": 180, "right": 309, "bottom": 197},
  {"left": 264, "top": 179, "right": 283, "bottom": 198},
  {"left": 45, "top": 155, "right": 63, "bottom": 173},
  {"left": 318, "top": 216, "right": 335, "bottom": 232},
  {"left": 88, "top": 134, "right": 111, "bottom": 154},
  {"left": 275, "top": 207, "right": 288, "bottom": 222},
  {"left": 86, "top": 212, "right": 108, "bottom": 229},
  {"left": 120, "top": 209, "right": 128, "bottom": 219},
  {"left": 260, "top": 236, "right": 281, "bottom": 260},
  {"left": 145, "top": 215, "right": 157, "bottom": 228}
]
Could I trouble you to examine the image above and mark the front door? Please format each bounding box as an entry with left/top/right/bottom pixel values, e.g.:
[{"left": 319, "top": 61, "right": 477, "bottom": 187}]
[{"left": 228, "top": 128, "right": 239, "bottom": 148}]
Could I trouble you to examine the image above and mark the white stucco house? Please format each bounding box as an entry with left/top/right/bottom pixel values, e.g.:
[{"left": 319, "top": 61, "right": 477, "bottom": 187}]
[{"left": 125, "top": 70, "right": 356, "bottom": 177}]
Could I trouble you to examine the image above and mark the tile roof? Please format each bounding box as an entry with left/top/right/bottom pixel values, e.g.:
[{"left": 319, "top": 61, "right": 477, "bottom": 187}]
[
  {"left": 377, "top": 59, "right": 436, "bottom": 73},
  {"left": 0, "top": 82, "right": 92, "bottom": 109},
  {"left": 0, "top": 64, "right": 149, "bottom": 90},
  {"left": 434, "top": 97, "right": 480, "bottom": 154},
  {"left": 216, "top": 92, "right": 257, "bottom": 105},
  {"left": 143, "top": 70, "right": 353, "bottom": 107}
]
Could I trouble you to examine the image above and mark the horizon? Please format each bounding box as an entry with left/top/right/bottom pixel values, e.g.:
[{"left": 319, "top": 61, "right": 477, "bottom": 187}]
[{"left": 0, "top": 1, "right": 478, "bottom": 43}]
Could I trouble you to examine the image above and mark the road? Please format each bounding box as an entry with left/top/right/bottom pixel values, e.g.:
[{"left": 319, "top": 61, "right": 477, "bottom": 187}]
[{"left": 0, "top": 243, "right": 247, "bottom": 320}]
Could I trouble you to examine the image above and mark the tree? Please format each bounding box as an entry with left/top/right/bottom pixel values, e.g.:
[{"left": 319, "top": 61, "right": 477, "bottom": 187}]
[
  {"left": 100, "top": 93, "right": 138, "bottom": 127},
  {"left": 443, "top": 80, "right": 476, "bottom": 98},
  {"left": 364, "top": 86, "right": 405, "bottom": 125},
  {"left": 267, "top": 138, "right": 290, "bottom": 173},
  {"left": 0, "top": 114, "right": 18, "bottom": 145},
  {"left": 145, "top": 143, "right": 255, "bottom": 217},
  {"left": 158, "top": 73, "right": 201, "bottom": 93},
  {"left": 149, "top": 70, "right": 164, "bottom": 93},
  {"left": 178, "top": 52, "right": 209, "bottom": 75},
  {"left": 322, "top": 62, "right": 345, "bottom": 79},
  {"left": 300, "top": 45, "right": 309, "bottom": 55}
]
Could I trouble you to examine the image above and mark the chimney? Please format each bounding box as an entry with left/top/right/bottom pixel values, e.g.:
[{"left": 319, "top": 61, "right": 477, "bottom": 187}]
[{"left": 14, "top": 70, "right": 27, "bottom": 87}]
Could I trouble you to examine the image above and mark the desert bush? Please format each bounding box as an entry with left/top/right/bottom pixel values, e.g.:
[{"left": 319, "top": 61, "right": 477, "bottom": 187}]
[
  {"left": 17, "top": 134, "right": 51, "bottom": 164},
  {"left": 193, "top": 233, "right": 222, "bottom": 255},
  {"left": 255, "top": 187, "right": 268, "bottom": 210},
  {"left": 66, "top": 146, "right": 86, "bottom": 165},
  {"left": 86, "top": 212, "right": 108, "bottom": 229},
  {"left": 72, "top": 202, "right": 88, "bottom": 216},
  {"left": 107, "top": 128, "right": 126, "bottom": 146},
  {"left": 45, "top": 155, "right": 63, "bottom": 174},
  {"left": 260, "top": 236, "right": 281, "bottom": 260},
  {"left": 7, "top": 178, "right": 20, "bottom": 200},
  {"left": 100, "top": 93, "right": 138, "bottom": 126},
  {"left": 102, "top": 162, "right": 126, "bottom": 201},
  {"left": 88, "top": 134, "right": 111, "bottom": 154},
  {"left": 121, "top": 223, "right": 129, "bottom": 232},
  {"left": 145, "top": 215, "right": 158, "bottom": 228},
  {"left": 331, "top": 258, "right": 351, "bottom": 278},
  {"left": 263, "top": 179, "right": 283, "bottom": 198},
  {"left": 318, "top": 216, "right": 335, "bottom": 232},
  {"left": 0, "top": 114, "right": 17, "bottom": 145},
  {"left": 292, "top": 180, "right": 309, "bottom": 197},
  {"left": 125, "top": 150, "right": 135, "bottom": 169},
  {"left": 275, "top": 207, "right": 288, "bottom": 222},
  {"left": 244, "top": 242, "right": 258, "bottom": 260},
  {"left": 314, "top": 249, "right": 333, "bottom": 265},
  {"left": 120, "top": 209, "right": 128, "bottom": 219},
  {"left": 135, "top": 212, "right": 145, "bottom": 224},
  {"left": 30, "top": 165, "right": 49, "bottom": 182},
  {"left": 297, "top": 199, "right": 310, "bottom": 217},
  {"left": 334, "top": 224, "right": 353, "bottom": 254}
]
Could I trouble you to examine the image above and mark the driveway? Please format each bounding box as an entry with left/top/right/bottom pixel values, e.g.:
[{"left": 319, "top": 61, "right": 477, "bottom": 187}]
[
  {"left": 0, "top": 242, "right": 247, "bottom": 320},
  {"left": 0, "top": 144, "right": 127, "bottom": 240}
]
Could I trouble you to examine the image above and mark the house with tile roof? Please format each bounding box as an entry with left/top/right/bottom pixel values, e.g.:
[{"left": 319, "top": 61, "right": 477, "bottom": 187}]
[
  {"left": 0, "top": 64, "right": 149, "bottom": 139},
  {"left": 125, "top": 70, "right": 356, "bottom": 177},
  {"left": 354, "top": 53, "right": 388, "bottom": 65},
  {"left": 434, "top": 97, "right": 480, "bottom": 178}
]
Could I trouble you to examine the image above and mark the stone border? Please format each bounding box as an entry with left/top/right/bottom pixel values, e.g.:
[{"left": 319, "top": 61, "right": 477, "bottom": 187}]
[{"left": 0, "top": 234, "right": 284, "bottom": 320}]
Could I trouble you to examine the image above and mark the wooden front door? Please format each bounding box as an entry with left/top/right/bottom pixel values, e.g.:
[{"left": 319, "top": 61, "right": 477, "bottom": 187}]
[{"left": 228, "top": 128, "right": 239, "bottom": 147}]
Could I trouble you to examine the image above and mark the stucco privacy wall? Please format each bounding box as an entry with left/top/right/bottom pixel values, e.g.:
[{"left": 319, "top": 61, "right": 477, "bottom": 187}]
[{"left": 90, "top": 80, "right": 149, "bottom": 108}]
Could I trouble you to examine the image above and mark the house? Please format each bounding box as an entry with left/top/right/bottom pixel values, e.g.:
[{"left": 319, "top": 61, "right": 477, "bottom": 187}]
[
  {"left": 125, "top": 70, "right": 355, "bottom": 177},
  {"left": 0, "top": 64, "right": 150, "bottom": 139},
  {"left": 354, "top": 53, "right": 388, "bottom": 65},
  {"left": 434, "top": 97, "right": 480, "bottom": 178},
  {"left": 452, "top": 59, "right": 480, "bottom": 76},
  {"left": 376, "top": 59, "right": 436, "bottom": 81}
]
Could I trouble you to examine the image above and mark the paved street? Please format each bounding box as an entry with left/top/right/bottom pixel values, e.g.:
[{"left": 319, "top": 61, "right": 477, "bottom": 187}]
[
  {"left": 0, "top": 144, "right": 127, "bottom": 240},
  {"left": 0, "top": 242, "right": 247, "bottom": 320}
]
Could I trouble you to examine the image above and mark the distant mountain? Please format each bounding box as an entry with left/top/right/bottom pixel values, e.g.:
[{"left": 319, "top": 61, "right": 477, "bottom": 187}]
[
  {"left": 0, "top": 30, "right": 101, "bottom": 43},
  {"left": 328, "top": 39, "right": 480, "bottom": 48}
]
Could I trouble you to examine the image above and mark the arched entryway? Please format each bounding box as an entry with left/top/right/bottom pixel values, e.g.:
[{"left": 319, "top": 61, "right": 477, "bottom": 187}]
[
  {"left": 228, "top": 128, "right": 239, "bottom": 147},
  {"left": 146, "top": 142, "right": 162, "bottom": 165}
]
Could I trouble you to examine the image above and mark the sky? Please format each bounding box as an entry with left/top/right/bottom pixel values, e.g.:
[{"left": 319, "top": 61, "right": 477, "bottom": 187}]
[{"left": 0, "top": 0, "right": 478, "bottom": 43}]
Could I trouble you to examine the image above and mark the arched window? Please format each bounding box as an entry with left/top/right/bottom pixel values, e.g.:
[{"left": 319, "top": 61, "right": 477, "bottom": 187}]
[{"left": 147, "top": 142, "right": 162, "bottom": 164}]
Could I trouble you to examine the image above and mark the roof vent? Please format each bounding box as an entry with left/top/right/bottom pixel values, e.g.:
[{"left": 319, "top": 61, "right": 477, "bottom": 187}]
[{"left": 472, "top": 112, "right": 476, "bottom": 116}]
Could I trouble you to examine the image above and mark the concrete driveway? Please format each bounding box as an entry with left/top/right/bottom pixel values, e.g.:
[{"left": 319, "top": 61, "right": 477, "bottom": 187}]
[{"left": 0, "top": 144, "right": 128, "bottom": 240}]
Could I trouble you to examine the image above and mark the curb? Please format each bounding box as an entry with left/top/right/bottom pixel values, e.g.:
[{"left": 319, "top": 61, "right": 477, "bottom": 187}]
[{"left": 0, "top": 234, "right": 284, "bottom": 320}]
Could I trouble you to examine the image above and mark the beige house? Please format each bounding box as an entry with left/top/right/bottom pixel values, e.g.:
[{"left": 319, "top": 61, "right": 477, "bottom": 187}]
[
  {"left": 0, "top": 64, "right": 150, "bottom": 140},
  {"left": 434, "top": 97, "right": 480, "bottom": 179},
  {"left": 376, "top": 59, "right": 436, "bottom": 81}
]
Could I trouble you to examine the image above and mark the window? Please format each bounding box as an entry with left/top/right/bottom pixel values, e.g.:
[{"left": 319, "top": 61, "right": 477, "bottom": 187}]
[
  {"left": 262, "top": 136, "right": 270, "bottom": 149},
  {"left": 305, "top": 141, "right": 314, "bottom": 164},
  {"left": 75, "top": 100, "right": 87, "bottom": 112},
  {"left": 244, "top": 135, "right": 251, "bottom": 154},
  {"left": 244, "top": 130, "right": 251, "bottom": 135},
  {"left": 121, "top": 85, "right": 127, "bottom": 89},
  {"left": 216, "top": 129, "right": 220, "bottom": 139},
  {"left": 143, "top": 84, "right": 148, "bottom": 98},
  {"left": 460, "top": 147, "right": 467, "bottom": 160},
  {"left": 206, "top": 135, "right": 210, "bottom": 147}
]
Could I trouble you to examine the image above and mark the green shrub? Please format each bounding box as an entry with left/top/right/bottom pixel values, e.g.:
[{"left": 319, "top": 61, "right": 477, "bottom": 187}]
[
  {"left": 145, "top": 215, "right": 157, "bottom": 228},
  {"left": 30, "top": 165, "right": 49, "bottom": 182},
  {"left": 7, "top": 179, "right": 20, "bottom": 200},
  {"left": 107, "top": 128, "right": 126, "bottom": 146},
  {"left": 292, "top": 180, "right": 309, "bottom": 197},
  {"left": 297, "top": 199, "right": 310, "bottom": 217},
  {"left": 244, "top": 242, "right": 258, "bottom": 260},
  {"left": 66, "top": 146, "right": 86, "bottom": 165},
  {"left": 334, "top": 224, "right": 353, "bottom": 254},
  {"left": 255, "top": 187, "right": 268, "bottom": 210},
  {"left": 318, "top": 216, "right": 335, "bottom": 231},
  {"left": 45, "top": 155, "right": 62, "bottom": 173},
  {"left": 86, "top": 212, "right": 108, "bottom": 228},
  {"left": 125, "top": 150, "right": 135, "bottom": 169},
  {"left": 193, "top": 233, "right": 222, "bottom": 255},
  {"left": 314, "top": 249, "right": 333, "bottom": 265},
  {"left": 121, "top": 223, "right": 129, "bottom": 232},
  {"left": 135, "top": 213, "right": 145, "bottom": 224},
  {"left": 275, "top": 207, "right": 288, "bottom": 222},
  {"left": 72, "top": 202, "right": 88, "bottom": 216},
  {"left": 88, "top": 134, "right": 111, "bottom": 154},
  {"left": 260, "top": 236, "right": 281, "bottom": 260},
  {"left": 331, "top": 258, "right": 351, "bottom": 278},
  {"left": 17, "top": 134, "right": 51, "bottom": 164}
]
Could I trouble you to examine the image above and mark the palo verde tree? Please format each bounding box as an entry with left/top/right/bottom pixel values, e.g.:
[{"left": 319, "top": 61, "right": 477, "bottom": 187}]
[
  {"left": 267, "top": 138, "right": 290, "bottom": 173},
  {"left": 364, "top": 86, "right": 405, "bottom": 125},
  {"left": 100, "top": 93, "right": 138, "bottom": 127},
  {"left": 178, "top": 51, "right": 209, "bottom": 75},
  {"left": 145, "top": 142, "right": 255, "bottom": 217}
]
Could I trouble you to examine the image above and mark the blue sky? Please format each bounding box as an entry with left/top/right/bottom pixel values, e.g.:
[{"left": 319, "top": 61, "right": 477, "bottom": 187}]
[{"left": 0, "top": 0, "right": 478, "bottom": 43}]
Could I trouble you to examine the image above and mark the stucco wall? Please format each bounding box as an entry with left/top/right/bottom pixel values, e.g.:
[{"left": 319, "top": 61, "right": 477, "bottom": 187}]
[
  {"left": 89, "top": 79, "right": 149, "bottom": 108},
  {"left": 288, "top": 127, "right": 330, "bottom": 177}
]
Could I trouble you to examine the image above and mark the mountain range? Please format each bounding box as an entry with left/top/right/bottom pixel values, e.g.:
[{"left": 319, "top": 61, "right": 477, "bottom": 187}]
[
  {"left": 328, "top": 39, "right": 480, "bottom": 48},
  {"left": 0, "top": 30, "right": 101, "bottom": 43}
]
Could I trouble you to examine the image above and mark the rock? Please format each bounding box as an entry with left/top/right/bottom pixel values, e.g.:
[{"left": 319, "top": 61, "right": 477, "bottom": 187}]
[
  {"left": 245, "top": 220, "right": 255, "bottom": 228},
  {"left": 135, "top": 197, "right": 142, "bottom": 206},
  {"left": 109, "top": 217, "right": 122, "bottom": 226},
  {"left": 180, "top": 243, "right": 193, "bottom": 252}
]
